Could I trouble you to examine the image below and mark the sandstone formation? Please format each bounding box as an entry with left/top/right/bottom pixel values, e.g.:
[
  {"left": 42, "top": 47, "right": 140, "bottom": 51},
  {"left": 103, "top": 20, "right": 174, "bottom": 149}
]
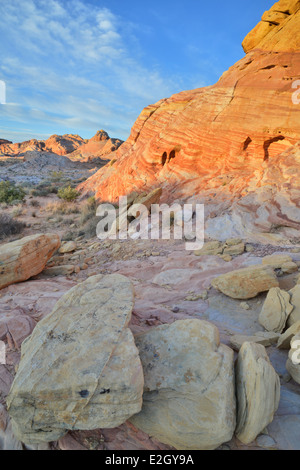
[
  {"left": 242, "top": 0, "right": 300, "bottom": 53},
  {"left": 6, "top": 274, "right": 144, "bottom": 445},
  {"left": 78, "top": 0, "right": 300, "bottom": 244},
  {"left": 229, "top": 332, "right": 280, "bottom": 351},
  {"left": 277, "top": 320, "right": 300, "bottom": 348},
  {"left": 235, "top": 342, "right": 280, "bottom": 444},
  {"left": 42, "top": 265, "right": 76, "bottom": 277},
  {"left": 0, "top": 233, "right": 60, "bottom": 290},
  {"left": 0, "top": 130, "right": 122, "bottom": 161},
  {"left": 262, "top": 254, "right": 294, "bottom": 269},
  {"left": 195, "top": 239, "right": 245, "bottom": 257},
  {"left": 58, "top": 241, "right": 77, "bottom": 254},
  {"left": 287, "top": 285, "right": 300, "bottom": 326},
  {"left": 194, "top": 241, "right": 223, "bottom": 256},
  {"left": 0, "top": 134, "right": 85, "bottom": 157},
  {"left": 43, "top": 134, "right": 85, "bottom": 156},
  {"left": 211, "top": 265, "right": 279, "bottom": 299},
  {"left": 68, "top": 130, "right": 123, "bottom": 163},
  {"left": 259, "top": 287, "right": 294, "bottom": 332},
  {"left": 130, "top": 319, "right": 236, "bottom": 450}
]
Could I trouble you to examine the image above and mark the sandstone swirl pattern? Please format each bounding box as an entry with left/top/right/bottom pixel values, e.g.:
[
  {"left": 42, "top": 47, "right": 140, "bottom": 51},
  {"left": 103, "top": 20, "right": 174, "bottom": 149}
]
[
  {"left": 6, "top": 274, "right": 144, "bottom": 445},
  {"left": 78, "top": 0, "right": 300, "bottom": 242},
  {"left": 130, "top": 319, "right": 236, "bottom": 450}
]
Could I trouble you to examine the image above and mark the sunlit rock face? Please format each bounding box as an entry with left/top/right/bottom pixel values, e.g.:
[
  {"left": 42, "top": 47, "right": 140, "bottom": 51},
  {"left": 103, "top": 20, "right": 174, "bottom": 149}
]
[{"left": 79, "top": 0, "right": 300, "bottom": 243}]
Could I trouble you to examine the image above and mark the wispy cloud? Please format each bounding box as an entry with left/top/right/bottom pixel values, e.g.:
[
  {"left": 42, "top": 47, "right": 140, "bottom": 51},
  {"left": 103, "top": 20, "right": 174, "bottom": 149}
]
[{"left": 0, "top": 0, "right": 178, "bottom": 142}]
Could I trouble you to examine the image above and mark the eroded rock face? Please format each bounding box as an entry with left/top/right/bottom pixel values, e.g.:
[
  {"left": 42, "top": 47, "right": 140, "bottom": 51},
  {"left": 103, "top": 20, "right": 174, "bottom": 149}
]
[
  {"left": 259, "top": 287, "right": 294, "bottom": 333},
  {"left": 242, "top": 0, "right": 300, "bottom": 53},
  {"left": 211, "top": 265, "right": 279, "bottom": 299},
  {"left": 287, "top": 285, "right": 300, "bottom": 326},
  {"left": 0, "top": 233, "right": 60, "bottom": 290},
  {"left": 6, "top": 274, "right": 144, "bottom": 445},
  {"left": 130, "top": 319, "right": 236, "bottom": 450},
  {"left": 235, "top": 342, "right": 280, "bottom": 444},
  {"left": 78, "top": 1, "right": 300, "bottom": 243}
]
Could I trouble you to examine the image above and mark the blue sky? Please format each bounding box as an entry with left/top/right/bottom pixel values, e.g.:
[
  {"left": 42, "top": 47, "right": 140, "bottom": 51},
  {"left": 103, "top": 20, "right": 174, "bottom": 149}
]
[{"left": 0, "top": 0, "right": 274, "bottom": 143}]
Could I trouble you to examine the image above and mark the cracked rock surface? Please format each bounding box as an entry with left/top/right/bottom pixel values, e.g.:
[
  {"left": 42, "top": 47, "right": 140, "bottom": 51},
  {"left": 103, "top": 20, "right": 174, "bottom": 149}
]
[
  {"left": 130, "top": 319, "right": 236, "bottom": 450},
  {"left": 6, "top": 274, "right": 144, "bottom": 445}
]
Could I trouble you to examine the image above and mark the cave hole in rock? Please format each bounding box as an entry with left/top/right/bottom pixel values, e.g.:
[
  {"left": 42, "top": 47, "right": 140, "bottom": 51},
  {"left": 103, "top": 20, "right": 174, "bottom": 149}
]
[
  {"left": 243, "top": 137, "right": 252, "bottom": 151},
  {"left": 162, "top": 152, "right": 167, "bottom": 166},
  {"left": 263, "top": 135, "right": 285, "bottom": 161},
  {"left": 168, "top": 149, "right": 176, "bottom": 162}
]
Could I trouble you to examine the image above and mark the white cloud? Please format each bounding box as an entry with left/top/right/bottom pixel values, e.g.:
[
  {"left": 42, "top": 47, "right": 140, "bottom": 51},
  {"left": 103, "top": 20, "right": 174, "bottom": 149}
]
[{"left": 0, "top": 0, "right": 180, "bottom": 142}]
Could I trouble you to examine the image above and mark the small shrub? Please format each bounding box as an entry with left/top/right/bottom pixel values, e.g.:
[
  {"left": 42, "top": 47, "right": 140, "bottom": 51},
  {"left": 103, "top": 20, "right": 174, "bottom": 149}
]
[
  {"left": 79, "top": 197, "right": 97, "bottom": 225},
  {"left": 0, "top": 214, "right": 26, "bottom": 240},
  {"left": 45, "top": 201, "right": 80, "bottom": 215},
  {"left": 30, "top": 182, "right": 58, "bottom": 197},
  {"left": 12, "top": 204, "right": 24, "bottom": 218},
  {"left": 62, "top": 230, "right": 79, "bottom": 241},
  {"left": 30, "top": 199, "right": 40, "bottom": 207},
  {"left": 83, "top": 217, "right": 98, "bottom": 239},
  {"left": 50, "top": 171, "right": 64, "bottom": 182},
  {"left": 57, "top": 185, "right": 80, "bottom": 202},
  {"left": 0, "top": 181, "right": 26, "bottom": 204}
]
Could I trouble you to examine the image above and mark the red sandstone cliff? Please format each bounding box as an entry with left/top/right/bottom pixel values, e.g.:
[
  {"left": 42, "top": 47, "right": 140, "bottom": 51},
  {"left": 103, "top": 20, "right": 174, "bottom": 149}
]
[{"left": 79, "top": 0, "right": 300, "bottom": 242}]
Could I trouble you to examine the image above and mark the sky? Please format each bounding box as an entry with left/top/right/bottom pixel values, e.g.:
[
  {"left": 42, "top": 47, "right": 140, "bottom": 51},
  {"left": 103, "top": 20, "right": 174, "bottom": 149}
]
[{"left": 0, "top": 0, "right": 275, "bottom": 143}]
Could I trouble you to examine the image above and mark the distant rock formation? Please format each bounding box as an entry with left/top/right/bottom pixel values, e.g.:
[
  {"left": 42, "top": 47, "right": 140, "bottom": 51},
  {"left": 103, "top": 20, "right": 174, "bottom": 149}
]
[
  {"left": 0, "top": 130, "right": 122, "bottom": 161},
  {"left": 67, "top": 130, "right": 123, "bottom": 163},
  {"left": 43, "top": 134, "right": 86, "bottom": 156},
  {"left": 79, "top": 0, "right": 300, "bottom": 243}
]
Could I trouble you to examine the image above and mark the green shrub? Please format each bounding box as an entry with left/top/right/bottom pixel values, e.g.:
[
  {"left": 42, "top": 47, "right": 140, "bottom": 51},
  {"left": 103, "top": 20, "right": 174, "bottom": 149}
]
[
  {"left": 0, "top": 181, "right": 26, "bottom": 204},
  {"left": 30, "top": 181, "right": 58, "bottom": 197},
  {"left": 50, "top": 171, "right": 64, "bottom": 182},
  {"left": 57, "top": 185, "right": 80, "bottom": 202}
]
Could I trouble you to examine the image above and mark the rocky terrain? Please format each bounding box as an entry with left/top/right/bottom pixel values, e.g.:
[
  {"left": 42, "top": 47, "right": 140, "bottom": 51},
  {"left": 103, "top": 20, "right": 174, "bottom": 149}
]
[
  {"left": 0, "top": 0, "right": 300, "bottom": 452},
  {"left": 0, "top": 130, "right": 122, "bottom": 186},
  {"left": 0, "top": 129, "right": 122, "bottom": 161}
]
